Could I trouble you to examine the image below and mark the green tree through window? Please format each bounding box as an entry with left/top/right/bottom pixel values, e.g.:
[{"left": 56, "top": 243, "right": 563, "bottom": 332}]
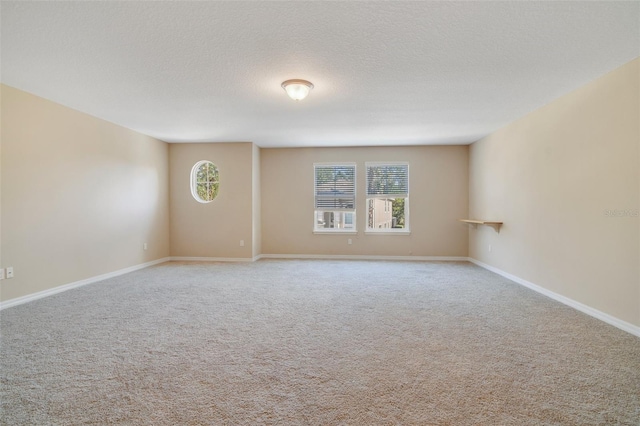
[{"left": 392, "top": 197, "right": 405, "bottom": 227}]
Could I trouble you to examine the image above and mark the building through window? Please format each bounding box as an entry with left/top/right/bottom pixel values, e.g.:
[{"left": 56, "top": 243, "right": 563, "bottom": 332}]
[
  {"left": 314, "top": 163, "right": 356, "bottom": 231},
  {"left": 366, "top": 163, "right": 409, "bottom": 231}
]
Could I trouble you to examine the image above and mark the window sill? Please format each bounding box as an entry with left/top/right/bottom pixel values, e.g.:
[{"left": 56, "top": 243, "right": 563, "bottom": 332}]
[
  {"left": 313, "top": 230, "right": 358, "bottom": 235},
  {"left": 364, "top": 230, "right": 411, "bottom": 235}
]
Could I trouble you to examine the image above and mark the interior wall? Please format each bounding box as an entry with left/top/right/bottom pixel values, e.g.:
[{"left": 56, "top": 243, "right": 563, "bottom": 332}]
[
  {"left": 0, "top": 90, "right": 3, "bottom": 274},
  {"left": 261, "top": 145, "right": 469, "bottom": 257},
  {"left": 252, "top": 143, "right": 261, "bottom": 258},
  {"left": 469, "top": 58, "right": 639, "bottom": 327},
  {"left": 169, "top": 142, "right": 255, "bottom": 259},
  {"left": 0, "top": 84, "right": 170, "bottom": 302}
]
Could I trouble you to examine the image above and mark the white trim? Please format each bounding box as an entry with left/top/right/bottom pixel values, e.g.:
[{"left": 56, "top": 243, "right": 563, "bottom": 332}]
[
  {"left": 364, "top": 230, "right": 411, "bottom": 235},
  {"left": 468, "top": 257, "right": 640, "bottom": 338},
  {"left": 0, "top": 257, "right": 171, "bottom": 311},
  {"left": 313, "top": 162, "right": 357, "bottom": 166},
  {"left": 364, "top": 161, "right": 410, "bottom": 166},
  {"left": 259, "top": 254, "right": 467, "bottom": 262},
  {"left": 313, "top": 230, "right": 358, "bottom": 235},
  {"left": 8, "top": 254, "right": 634, "bottom": 338},
  {"left": 170, "top": 256, "right": 261, "bottom": 262}
]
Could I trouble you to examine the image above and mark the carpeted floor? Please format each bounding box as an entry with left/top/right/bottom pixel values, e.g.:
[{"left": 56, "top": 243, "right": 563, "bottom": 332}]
[{"left": 1, "top": 260, "right": 639, "bottom": 425}]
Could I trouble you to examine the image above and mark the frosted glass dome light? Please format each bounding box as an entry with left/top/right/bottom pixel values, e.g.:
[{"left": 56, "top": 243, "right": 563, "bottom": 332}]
[{"left": 281, "top": 79, "right": 314, "bottom": 101}]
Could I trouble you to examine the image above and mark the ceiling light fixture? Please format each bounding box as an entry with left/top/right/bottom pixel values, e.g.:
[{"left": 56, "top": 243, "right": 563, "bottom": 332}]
[{"left": 281, "top": 79, "right": 314, "bottom": 101}]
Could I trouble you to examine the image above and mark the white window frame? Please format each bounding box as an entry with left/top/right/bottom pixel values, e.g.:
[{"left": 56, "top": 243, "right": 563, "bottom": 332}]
[
  {"left": 365, "top": 161, "right": 410, "bottom": 234},
  {"left": 313, "top": 162, "right": 357, "bottom": 234},
  {"left": 190, "top": 160, "right": 220, "bottom": 204}
]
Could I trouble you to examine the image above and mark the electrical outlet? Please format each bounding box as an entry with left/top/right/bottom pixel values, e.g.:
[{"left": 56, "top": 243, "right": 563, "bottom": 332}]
[
  {"left": 143, "top": 243, "right": 148, "bottom": 250},
  {"left": 240, "top": 240, "right": 244, "bottom": 247},
  {"left": 488, "top": 245, "right": 492, "bottom": 252},
  {"left": 6, "top": 267, "right": 14, "bottom": 279},
  {"left": 348, "top": 238, "right": 353, "bottom": 245}
]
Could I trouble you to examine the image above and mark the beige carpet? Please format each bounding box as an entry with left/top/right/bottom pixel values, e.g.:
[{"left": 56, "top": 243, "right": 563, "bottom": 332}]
[{"left": 1, "top": 260, "right": 639, "bottom": 425}]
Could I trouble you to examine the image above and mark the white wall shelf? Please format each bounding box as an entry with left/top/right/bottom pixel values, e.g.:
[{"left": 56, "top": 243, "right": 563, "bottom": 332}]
[{"left": 459, "top": 219, "right": 503, "bottom": 232}]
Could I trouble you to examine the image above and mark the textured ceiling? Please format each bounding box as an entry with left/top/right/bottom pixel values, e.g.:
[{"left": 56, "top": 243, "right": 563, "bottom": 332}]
[{"left": 2, "top": 1, "right": 638, "bottom": 147}]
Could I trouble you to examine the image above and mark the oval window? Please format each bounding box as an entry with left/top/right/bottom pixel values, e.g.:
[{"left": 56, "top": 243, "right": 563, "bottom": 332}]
[{"left": 191, "top": 160, "right": 219, "bottom": 203}]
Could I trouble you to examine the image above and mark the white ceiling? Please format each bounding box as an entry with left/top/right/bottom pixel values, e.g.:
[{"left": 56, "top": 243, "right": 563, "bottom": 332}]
[{"left": 1, "top": 1, "right": 638, "bottom": 148}]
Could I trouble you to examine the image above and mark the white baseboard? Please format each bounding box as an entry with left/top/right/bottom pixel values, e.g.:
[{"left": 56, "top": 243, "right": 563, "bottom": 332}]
[
  {"left": 468, "top": 258, "right": 640, "bottom": 338},
  {"left": 8, "top": 254, "right": 634, "bottom": 338},
  {"left": 0, "top": 257, "right": 171, "bottom": 311},
  {"left": 170, "top": 256, "right": 261, "bottom": 262},
  {"left": 1, "top": 254, "right": 462, "bottom": 310},
  {"left": 171, "top": 254, "right": 467, "bottom": 262},
  {"left": 258, "top": 254, "right": 468, "bottom": 261}
]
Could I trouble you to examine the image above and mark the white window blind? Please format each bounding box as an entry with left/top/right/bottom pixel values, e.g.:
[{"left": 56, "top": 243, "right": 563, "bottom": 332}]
[
  {"left": 366, "top": 163, "right": 409, "bottom": 198},
  {"left": 314, "top": 164, "right": 356, "bottom": 210}
]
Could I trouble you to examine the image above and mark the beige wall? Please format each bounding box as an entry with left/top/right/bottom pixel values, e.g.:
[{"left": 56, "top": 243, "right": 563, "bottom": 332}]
[
  {"left": 469, "top": 58, "right": 640, "bottom": 327},
  {"left": 169, "top": 142, "right": 257, "bottom": 259},
  {"left": 261, "top": 146, "right": 469, "bottom": 257},
  {"left": 7, "top": 57, "right": 636, "bottom": 331},
  {"left": 0, "top": 93, "right": 3, "bottom": 273},
  {"left": 0, "top": 84, "right": 170, "bottom": 302},
  {"left": 252, "top": 143, "right": 262, "bottom": 258}
]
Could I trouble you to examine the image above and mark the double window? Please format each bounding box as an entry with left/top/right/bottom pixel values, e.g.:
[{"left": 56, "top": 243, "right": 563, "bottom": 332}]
[
  {"left": 314, "top": 164, "right": 356, "bottom": 232},
  {"left": 313, "top": 162, "right": 409, "bottom": 233}
]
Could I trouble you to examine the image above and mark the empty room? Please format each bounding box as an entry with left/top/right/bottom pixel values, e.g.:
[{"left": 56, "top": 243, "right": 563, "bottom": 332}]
[{"left": 1, "top": 1, "right": 639, "bottom": 424}]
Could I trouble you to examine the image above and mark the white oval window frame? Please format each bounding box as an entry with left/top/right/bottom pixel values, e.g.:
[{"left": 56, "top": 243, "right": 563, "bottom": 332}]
[{"left": 190, "top": 160, "right": 220, "bottom": 204}]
